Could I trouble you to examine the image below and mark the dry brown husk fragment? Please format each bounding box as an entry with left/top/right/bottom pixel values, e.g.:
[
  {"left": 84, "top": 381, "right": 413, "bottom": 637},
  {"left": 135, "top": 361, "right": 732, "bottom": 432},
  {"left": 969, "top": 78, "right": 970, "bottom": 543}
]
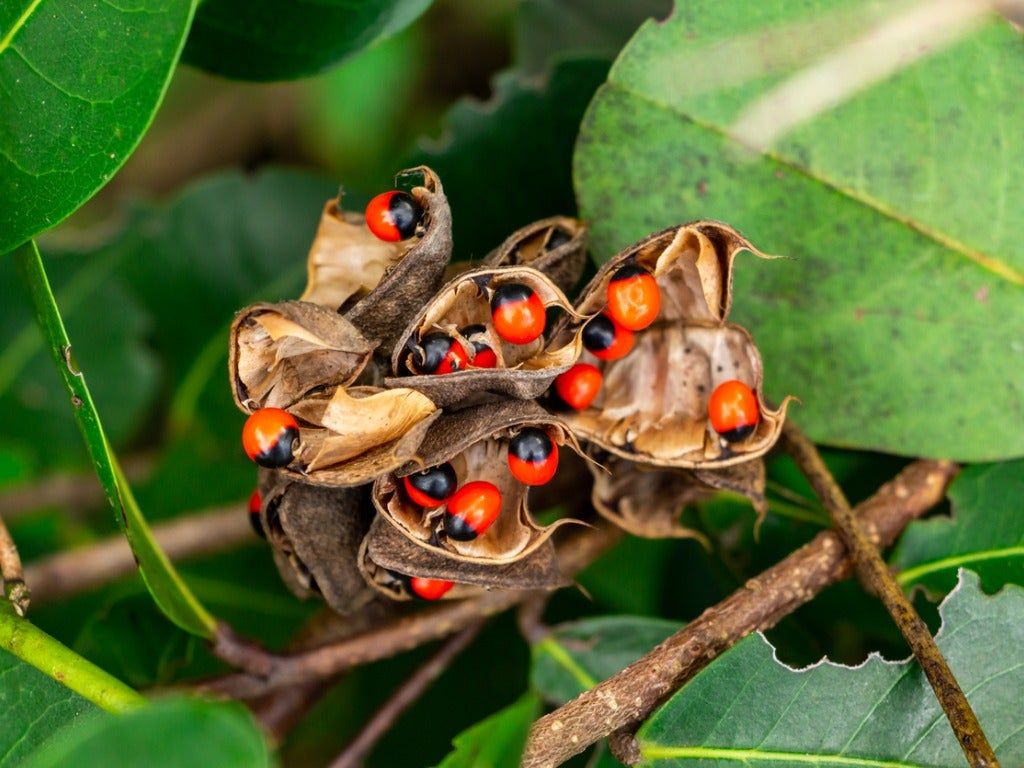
[
  {"left": 373, "top": 400, "right": 584, "bottom": 565},
  {"left": 557, "top": 222, "right": 792, "bottom": 469},
  {"left": 356, "top": 536, "right": 484, "bottom": 602},
  {"left": 343, "top": 167, "right": 454, "bottom": 356},
  {"left": 363, "top": 516, "right": 569, "bottom": 597},
  {"left": 283, "top": 385, "right": 441, "bottom": 487},
  {"left": 229, "top": 301, "right": 373, "bottom": 412},
  {"left": 257, "top": 470, "right": 374, "bottom": 613},
  {"left": 386, "top": 267, "right": 584, "bottom": 408},
  {"left": 483, "top": 217, "right": 588, "bottom": 295}
]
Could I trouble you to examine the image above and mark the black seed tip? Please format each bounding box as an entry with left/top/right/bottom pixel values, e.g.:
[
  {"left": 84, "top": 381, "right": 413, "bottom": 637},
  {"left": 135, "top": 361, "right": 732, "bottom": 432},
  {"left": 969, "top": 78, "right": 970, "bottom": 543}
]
[
  {"left": 255, "top": 426, "right": 298, "bottom": 468},
  {"left": 387, "top": 191, "right": 422, "bottom": 238},
  {"left": 611, "top": 264, "right": 649, "bottom": 282},
  {"left": 582, "top": 315, "right": 616, "bottom": 353},
  {"left": 491, "top": 282, "right": 534, "bottom": 310},
  {"left": 545, "top": 228, "right": 573, "bottom": 250},
  {"left": 444, "top": 513, "right": 479, "bottom": 542},
  {"left": 418, "top": 333, "right": 454, "bottom": 373},
  {"left": 510, "top": 427, "right": 553, "bottom": 462},
  {"left": 719, "top": 423, "right": 756, "bottom": 443}
]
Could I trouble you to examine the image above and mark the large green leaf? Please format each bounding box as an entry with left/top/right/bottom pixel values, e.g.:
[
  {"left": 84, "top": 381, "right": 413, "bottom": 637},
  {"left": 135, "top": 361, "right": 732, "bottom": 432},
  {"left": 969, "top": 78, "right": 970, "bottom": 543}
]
[
  {"left": 21, "top": 698, "right": 269, "bottom": 768},
  {"left": 573, "top": 2, "right": 1024, "bottom": 460},
  {"left": 635, "top": 571, "right": 1023, "bottom": 766},
  {"left": 0, "top": 0, "right": 197, "bottom": 253},
  {"left": 182, "top": 0, "right": 431, "bottom": 81},
  {"left": 531, "top": 616, "right": 681, "bottom": 705},
  {"left": 435, "top": 693, "right": 540, "bottom": 768},
  {"left": 893, "top": 460, "right": 1024, "bottom": 597}
]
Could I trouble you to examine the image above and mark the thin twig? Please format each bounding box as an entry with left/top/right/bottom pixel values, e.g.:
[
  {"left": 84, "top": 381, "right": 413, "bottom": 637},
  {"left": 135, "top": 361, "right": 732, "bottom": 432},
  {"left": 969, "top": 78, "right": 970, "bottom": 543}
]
[
  {"left": 24, "top": 502, "right": 255, "bottom": 604},
  {"left": 782, "top": 424, "right": 995, "bottom": 767},
  {"left": 0, "top": 514, "right": 29, "bottom": 616},
  {"left": 520, "top": 459, "right": 957, "bottom": 768},
  {"left": 517, "top": 594, "right": 551, "bottom": 645},
  {"left": 202, "top": 524, "right": 623, "bottom": 699},
  {"left": 329, "top": 622, "right": 484, "bottom": 768}
]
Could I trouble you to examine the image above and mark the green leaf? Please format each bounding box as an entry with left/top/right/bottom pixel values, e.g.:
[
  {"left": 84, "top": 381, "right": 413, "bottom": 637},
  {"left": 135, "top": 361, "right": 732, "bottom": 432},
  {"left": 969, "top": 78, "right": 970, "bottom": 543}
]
[
  {"left": 182, "top": 0, "right": 431, "bottom": 81},
  {"left": 435, "top": 693, "right": 540, "bottom": 768},
  {"left": 0, "top": 648, "right": 100, "bottom": 767},
  {"left": 0, "top": 0, "right": 197, "bottom": 253},
  {"left": 13, "top": 241, "right": 215, "bottom": 638},
  {"left": 531, "top": 616, "right": 681, "bottom": 704},
  {"left": 414, "top": 58, "right": 609, "bottom": 261},
  {"left": 635, "top": 571, "right": 1023, "bottom": 767},
  {"left": 573, "top": 3, "right": 1024, "bottom": 461},
  {"left": 21, "top": 698, "right": 270, "bottom": 768},
  {"left": 893, "top": 460, "right": 1024, "bottom": 597},
  {"left": 514, "top": 0, "right": 671, "bottom": 74}
]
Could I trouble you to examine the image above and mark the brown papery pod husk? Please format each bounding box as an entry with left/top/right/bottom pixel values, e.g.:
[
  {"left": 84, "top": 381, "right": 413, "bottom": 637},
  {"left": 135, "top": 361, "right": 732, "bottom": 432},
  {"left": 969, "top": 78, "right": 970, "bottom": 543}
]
[
  {"left": 299, "top": 196, "right": 403, "bottom": 312},
  {"left": 557, "top": 222, "right": 792, "bottom": 468},
  {"left": 364, "top": 516, "right": 570, "bottom": 594},
  {"left": 356, "top": 537, "right": 483, "bottom": 602},
  {"left": 482, "top": 216, "right": 588, "bottom": 295},
  {"left": 373, "top": 400, "right": 584, "bottom": 565},
  {"left": 257, "top": 470, "right": 374, "bottom": 614},
  {"left": 229, "top": 301, "right": 373, "bottom": 412},
  {"left": 284, "top": 385, "right": 441, "bottom": 487},
  {"left": 344, "top": 166, "right": 454, "bottom": 356},
  {"left": 386, "top": 267, "right": 584, "bottom": 408}
]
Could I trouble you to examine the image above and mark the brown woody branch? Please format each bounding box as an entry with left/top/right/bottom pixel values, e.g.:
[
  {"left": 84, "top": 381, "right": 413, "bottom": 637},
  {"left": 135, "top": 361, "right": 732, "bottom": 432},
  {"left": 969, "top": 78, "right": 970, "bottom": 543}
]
[
  {"left": 781, "top": 425, "right": 995, "bottom": 767},
  {"left": 0, "top": 513, "right": 29, "bottom": 616},
  {"left": 520, "top": 459, "right": 957, "bottom": 768},
  {"left": 25, "top": 502, "right": 254, "bottom": 604}
]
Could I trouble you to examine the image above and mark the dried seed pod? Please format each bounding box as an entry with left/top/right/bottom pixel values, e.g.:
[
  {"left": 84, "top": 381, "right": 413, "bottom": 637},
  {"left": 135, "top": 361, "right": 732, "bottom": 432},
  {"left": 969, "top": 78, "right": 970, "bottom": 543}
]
[
  {"left": 555, "top": 222, "right": 792, "bottom": 468},
  {"left": 258, "top": 470, "right": 374, "bottom": 614},
  {"left": 230, "top": 301, "right": 374, "bottom": 412},
  {"left": 357, "top": 536, "right": 483, "bottom": 602},
  {"left": 360, "top": 516, "right": 570, "bottom": 599},
  {"left": 344, "top": 167, "right": 454, "bottom": 356},
  {"left": 283, "top": 385, "right": 441, "bottom": 487},
  {"left": 373, "top": 400, "right": 583, "bottom": 565},
  {"left": 482, "top": 217, "right": 588, "bottom": 295},
  {"left": 387, "top": 267, "right": 584, "bottom": 408}
]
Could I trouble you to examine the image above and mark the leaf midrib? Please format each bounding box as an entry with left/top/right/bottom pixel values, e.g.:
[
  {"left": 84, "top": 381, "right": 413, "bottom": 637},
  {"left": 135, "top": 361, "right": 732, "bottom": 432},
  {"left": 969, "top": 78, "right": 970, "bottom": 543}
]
[
  {"left": 897, "top": 545, "right": 1024, "bottom": 585},
  {"left": 639, "top": 744, "right": 927, "bottom": 767},
  {"left": 0, "top": 0, "right": 44, "bottom": 54},
  {"left": 536, "top": 637, "right": 599, "bottom": 692},
  {"left": 602, "top": 80, "right": 1024, "bottom": 287}
]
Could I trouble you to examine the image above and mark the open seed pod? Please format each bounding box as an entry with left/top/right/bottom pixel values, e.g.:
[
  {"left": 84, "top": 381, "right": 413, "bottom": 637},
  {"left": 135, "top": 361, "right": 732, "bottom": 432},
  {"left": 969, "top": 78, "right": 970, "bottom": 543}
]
[
  {"left": 229, "top": 301, "right": 374, "bottom": 412},
  {"left": 358, "top": 516, "right": 570, "bottom": 601},
  {"left": 386, "top": 267, "right": 584, "bottom": 408},
  {"left": 554, "top": 222, "right": 791, "bottom": 468},
  {"left": 343, "top": 166, "right": 454, "bottom": 356},
  {"left": 373, "top": 400, "right": 584, "bottom": 565},
  {"left": 257, "top": 470, "right": 374, "bottom": 614},
  {"left": 588, "top": 451, "right": 767, "bottom": 540},
  {"left": 482, "top": 217, "right": 588, "bottom": 295},
  {"left": 283, "top": 385, "right": 441, "bottom": 487}
]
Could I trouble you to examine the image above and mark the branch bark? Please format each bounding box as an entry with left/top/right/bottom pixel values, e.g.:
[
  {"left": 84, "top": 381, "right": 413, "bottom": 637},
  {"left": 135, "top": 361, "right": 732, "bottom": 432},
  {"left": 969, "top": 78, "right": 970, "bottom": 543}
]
[
  {"left": 520, "top": 459, "right": 957, "bottom": 768},
  {"left": 24, "top": 502, "right": 254, "bottom": 604},
  {"left": 782, "top": 424, "right": 996, "bottom": 768},
  {"left": 0, "top": 513, "right": 29, "bottom": 616}
]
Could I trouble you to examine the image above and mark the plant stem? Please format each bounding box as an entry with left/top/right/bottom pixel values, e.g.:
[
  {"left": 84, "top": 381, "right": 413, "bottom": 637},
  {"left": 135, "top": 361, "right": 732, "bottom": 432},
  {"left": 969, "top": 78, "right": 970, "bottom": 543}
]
[
  {"left": 12, "top": 240, "right": 216, "bottom": 639},
  {"left": 520, "top": 459, "right": 957, "bottom": 768},
  {"left": 0, "top": 514, "right": 29, "bottom": 615},
  {"left": 782, "top": 423, "right": 996, "bottom": 768},
  {"left": 0, "top": 602, "right": 145, "bottom": 713}
]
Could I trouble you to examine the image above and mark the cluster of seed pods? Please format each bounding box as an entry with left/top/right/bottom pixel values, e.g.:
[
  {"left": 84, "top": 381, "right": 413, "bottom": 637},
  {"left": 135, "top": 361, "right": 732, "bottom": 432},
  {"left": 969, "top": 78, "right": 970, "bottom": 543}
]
[{"left": 228, "top": 166, "right": 789, "bottom": 612}]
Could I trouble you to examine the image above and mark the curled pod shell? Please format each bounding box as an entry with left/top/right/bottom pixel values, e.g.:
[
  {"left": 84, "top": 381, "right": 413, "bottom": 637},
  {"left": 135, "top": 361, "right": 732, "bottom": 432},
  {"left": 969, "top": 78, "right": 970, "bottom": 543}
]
[
  {"left": 257, "top": 470, "right": 374, "bottom": 614},
  {"left": 387, "top": 267, "right": 584, "bottom": 408},
  {"left": 357, "top": 538, "right": 481, "bottom": 602},
  {"left": 587, "top": 451, "right": 768, "bottom": 540},
  {"left": 373, "top": 400, "right": 584, "bottom": 565},
  {"left": 358, "top": 516, "right": 570, "bottom": 601},
  {"left": 282, "top": 385, "right": 441, "bottom": 487},
  {"left": 343, "top": 167, "right": 454, "bottom": 356},
  {"left": 482, "top": 217, "right": 588, "bottom": 295},
  {"left": 554, "top": 222, "right": 792, "bottom": 468},
  {"left": 229, "top": 301, "right": 374, "bottom": 412}
]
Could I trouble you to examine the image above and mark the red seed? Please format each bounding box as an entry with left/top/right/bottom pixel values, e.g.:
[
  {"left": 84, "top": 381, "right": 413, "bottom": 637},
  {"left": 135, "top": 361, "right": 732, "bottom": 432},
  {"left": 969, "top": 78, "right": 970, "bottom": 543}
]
[
  {"left": 606, "top": 265, "right": 660, "bottom": 331},
  {"left": 708, "top": 380, "right": 760, "bottom": 442},
  {"left": 553, "top": 364, "right": 602, "bottom": 410}
]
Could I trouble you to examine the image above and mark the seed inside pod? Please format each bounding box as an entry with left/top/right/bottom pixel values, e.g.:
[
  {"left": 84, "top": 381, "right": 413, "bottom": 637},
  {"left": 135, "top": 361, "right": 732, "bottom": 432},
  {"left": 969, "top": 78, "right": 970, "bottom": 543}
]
[
  {"left": 554, "top": 363, "right": 603, "bottom": 411},
  {"left": 508, "top": 427, "right": 559, "bottom": 486},
  {"left": 444, "top": 480, "right": 502, "bottom": 541},
  {"left": 364, "top": 190, "right": 422, "bottom": 242},
  {"left": 460, "top": 324, "right": 499, "bottom": 368},
  {"left": 408, "top": 576, "right": 455, "bottom": 601},
  {"left": 545, "top": 227, "right": 573, "bottom": 251},
  {"left": 582, "top": 313, "right": 635, "bottom": 361},
  {"left": 416, "top": 332, "right": 469, "bottom": 374},
  {"left": 403, "top": 463, "right": 457, "bottom": 508},
  {"left": 490, "top": 283, "right": 546, "bottom": 344},
  {"left": 248, "top": 489, "right": 265, "bottom": 539},
  {"left": 607, "top": 264, "right": 660, "bottom": 331},
  {"left": 709, "top": 379, "right": 760, "bottom": 442},
  {"left": 242, "top": 408, "right": 300, "bottom": 468}
]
